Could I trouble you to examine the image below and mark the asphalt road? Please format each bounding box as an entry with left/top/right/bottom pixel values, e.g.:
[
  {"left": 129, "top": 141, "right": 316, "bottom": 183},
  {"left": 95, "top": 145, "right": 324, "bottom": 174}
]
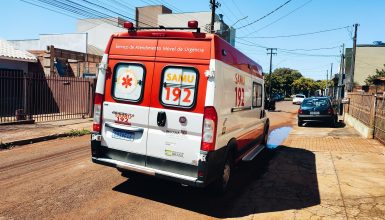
[{"left": 0, "top": 101, "right": 301, "bottom": 219}]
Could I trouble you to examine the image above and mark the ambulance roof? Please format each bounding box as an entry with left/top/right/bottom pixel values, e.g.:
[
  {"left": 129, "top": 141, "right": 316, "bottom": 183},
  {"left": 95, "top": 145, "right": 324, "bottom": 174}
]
[{"left": 107, "top": 30, "right": 263, "bottom": 78}]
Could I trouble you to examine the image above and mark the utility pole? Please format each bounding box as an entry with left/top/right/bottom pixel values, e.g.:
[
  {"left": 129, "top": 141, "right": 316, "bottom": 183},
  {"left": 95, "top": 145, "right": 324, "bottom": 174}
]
[
  {"left": 330, "top": 63, "right": 333, "bottom": 97},
  {"left": 210, "top": 0, "right": 220, "bottom": 33},
  {"left": 267, "top": 48, "right": 277, "bottom": 100},
  {"left": 339, "top": 44, "right": 345, "bottom": 99},
  {"left": 326, "top": 70, "right": 329, "bottom": 96},
  {"left": 349, "top": 23, "right": 359, "bottom": 92}
]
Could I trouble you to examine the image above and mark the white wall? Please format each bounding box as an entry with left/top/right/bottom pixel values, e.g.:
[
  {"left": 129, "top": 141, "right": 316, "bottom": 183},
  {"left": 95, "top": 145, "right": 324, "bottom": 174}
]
[
  {"left": 10, "top": 33, "right": 87, "bottom": 53},
  {"left": 9, "top": 39, "right": 39, "bottom": 51},
  {"left": 40, "top": 33, "right": 87, "bottom": 53},
  {"left": 83, "top": 22, "right": 126, "bottom": 51},
  {"left": 355, "top": 46, "right": 385, "bottom": 85}
]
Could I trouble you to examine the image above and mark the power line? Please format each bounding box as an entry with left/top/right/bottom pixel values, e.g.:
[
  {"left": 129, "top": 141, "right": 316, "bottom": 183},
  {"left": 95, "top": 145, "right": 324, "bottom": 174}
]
[
  {"left": 220, "top": 1, "right": 238, "bottom": 24},
  {"left": 229, "top": 0, "right": 254, "bottom": 34},
  {"left": 29, "top": 0, "right": 154, "bottom": 27},
  {"left": 238, "top": 26, "right": 350, "bottom": 39},
  {"left": 236, "top": 0, "right": 293, "bottom": 30},
  {"left": 30, "top": 0, "right": 124, "bottom": 25},
  {"left": 237, "top": 39, "right": 339, "bottom": 57},
  {"left": 280, "top": 46, "right": 340, "bottom": 52},
  {"left": 21, "top": 0, "right": 82, "bottom": 20},
  {"left": 279, "top": 50, "right": 340, "bottom": 57},
  {"left": 242, "top": 0, "right": 313, "bottom": 36}
]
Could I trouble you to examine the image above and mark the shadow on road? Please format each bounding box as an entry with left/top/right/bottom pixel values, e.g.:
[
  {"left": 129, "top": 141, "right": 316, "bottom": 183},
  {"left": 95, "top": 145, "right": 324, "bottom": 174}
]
[
  {"left": 113, "top": 146, "right": 320, "bottom": 218},
  {"left": 303, "top": 121, "right": 346, "bottom": 128}
]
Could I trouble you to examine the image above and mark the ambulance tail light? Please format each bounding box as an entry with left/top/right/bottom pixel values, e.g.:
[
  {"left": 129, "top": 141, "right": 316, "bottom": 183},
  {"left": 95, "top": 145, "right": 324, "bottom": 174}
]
[
  {"left": 93, "top": 93, "right": 103, "bottom": 133},
  {"left": 188, "top": 20, "right": 198, "bottom": 29},
  {"left": 123, "top": 21, "right": 134, "bottom": 29},
  {"left": 201, "top": 106, "right": 218, "bottom": 152}
]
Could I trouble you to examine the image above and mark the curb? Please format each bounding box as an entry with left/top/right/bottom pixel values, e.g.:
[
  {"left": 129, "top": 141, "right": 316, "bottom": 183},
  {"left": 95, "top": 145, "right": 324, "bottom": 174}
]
[{"left": 0, "top": 132, "right": 90, "bottom": 150}]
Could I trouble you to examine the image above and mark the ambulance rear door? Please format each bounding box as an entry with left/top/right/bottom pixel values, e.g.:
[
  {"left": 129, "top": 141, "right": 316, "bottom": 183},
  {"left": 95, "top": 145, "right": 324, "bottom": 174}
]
[{"left": 145, "top": 39, "right": 211, "bottom": 177}]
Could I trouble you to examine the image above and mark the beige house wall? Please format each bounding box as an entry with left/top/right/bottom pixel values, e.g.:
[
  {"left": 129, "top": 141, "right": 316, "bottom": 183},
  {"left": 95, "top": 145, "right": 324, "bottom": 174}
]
[{"left": 355, "top": 46, "right": 385, "bottom": 85}]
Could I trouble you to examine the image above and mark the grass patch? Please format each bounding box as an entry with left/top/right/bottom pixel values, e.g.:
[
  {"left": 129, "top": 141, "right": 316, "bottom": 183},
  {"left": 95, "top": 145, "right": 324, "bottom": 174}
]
[{"left": 66, "top": 129, "right": 91, "bottom": 137}]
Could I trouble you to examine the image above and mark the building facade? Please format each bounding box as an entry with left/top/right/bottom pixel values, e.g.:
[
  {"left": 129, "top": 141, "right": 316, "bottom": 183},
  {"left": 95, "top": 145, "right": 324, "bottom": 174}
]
[
  {"left": 345, "top": 44, "right": 385, "bottom": 86},
  {"left": 136, "top": 5, "right": 172, "bottom": 27}
]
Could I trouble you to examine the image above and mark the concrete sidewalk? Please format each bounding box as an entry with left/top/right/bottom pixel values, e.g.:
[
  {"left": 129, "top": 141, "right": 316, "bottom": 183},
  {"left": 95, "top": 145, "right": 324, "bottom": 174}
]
[
  {"left": 246, "top": 104, "right": 385, "bottom": 220},
  {"left": 0, "top": 118, "right": 92, "bottom": 147}
]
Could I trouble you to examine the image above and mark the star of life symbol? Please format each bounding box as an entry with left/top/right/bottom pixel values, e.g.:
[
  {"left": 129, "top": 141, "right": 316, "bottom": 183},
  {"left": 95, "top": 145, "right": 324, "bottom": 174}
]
[
  {"left": 118, "top": 69, "right": 138, "bottom": 94},
  {"left": 122, "top": 75, "right": 133, "bottom": 88}
]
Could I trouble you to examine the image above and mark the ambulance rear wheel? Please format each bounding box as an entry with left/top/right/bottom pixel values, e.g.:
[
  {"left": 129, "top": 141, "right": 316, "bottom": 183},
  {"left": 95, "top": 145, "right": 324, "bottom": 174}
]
[{"left": 211, "top": 153, "right": 233, "bottom": 195}]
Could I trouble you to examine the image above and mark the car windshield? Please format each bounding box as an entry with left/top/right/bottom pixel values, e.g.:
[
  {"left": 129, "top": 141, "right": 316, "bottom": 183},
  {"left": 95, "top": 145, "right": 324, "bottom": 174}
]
[
  {"left": 302, "top": 99, "right": 330, "bottom": 107},
  {"left": 296, "top": 95, "right": 305, "bottom": 98}
]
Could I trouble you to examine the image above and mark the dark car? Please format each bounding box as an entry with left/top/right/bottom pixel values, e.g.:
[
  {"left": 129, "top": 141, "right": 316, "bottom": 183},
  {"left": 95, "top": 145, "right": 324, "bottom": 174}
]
[{"left": 297, "top": 97, "right": 338, "bottom": 127}]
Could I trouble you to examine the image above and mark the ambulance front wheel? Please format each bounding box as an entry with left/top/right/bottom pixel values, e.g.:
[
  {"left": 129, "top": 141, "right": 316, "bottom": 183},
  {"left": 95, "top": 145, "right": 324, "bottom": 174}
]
[{"left": 263, "top": 120, "right": 270, "bottom": 145}]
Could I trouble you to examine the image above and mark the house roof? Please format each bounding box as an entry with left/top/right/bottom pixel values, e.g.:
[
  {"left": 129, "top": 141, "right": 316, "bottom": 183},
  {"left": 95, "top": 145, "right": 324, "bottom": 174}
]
[
  {"left": 87, "top": 44, "right": 104, "bottom": 56},
  {"left": 0, "top": 39, "right": 37, "bottom": 62}
]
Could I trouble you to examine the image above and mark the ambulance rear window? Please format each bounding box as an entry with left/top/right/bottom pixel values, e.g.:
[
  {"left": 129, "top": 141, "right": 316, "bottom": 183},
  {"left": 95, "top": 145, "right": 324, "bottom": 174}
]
[
  {"left": 112, "top": 63, "right": 145, "bottom": 102},
  {"left": 160, "top": 66, "right": 198, "bottom": 108}
]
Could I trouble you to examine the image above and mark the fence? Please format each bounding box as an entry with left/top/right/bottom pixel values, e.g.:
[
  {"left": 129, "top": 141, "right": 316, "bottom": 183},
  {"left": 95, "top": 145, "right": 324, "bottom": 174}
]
[
  {"left": 374, "top": 96, "right": 385, "bottom": 145},
  {"left": 0, "top": 70, "right": 95, "bottom": 124},
  {"left": 345, "top": 93, "right": 374, "bottom": 127},
  {"left": 346, "top": 92, "right": 385, "bottom": 145}
]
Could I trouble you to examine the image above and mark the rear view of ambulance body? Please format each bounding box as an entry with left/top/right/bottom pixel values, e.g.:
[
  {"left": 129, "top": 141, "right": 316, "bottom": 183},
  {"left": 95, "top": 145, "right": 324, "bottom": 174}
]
[{"left": 91, "top": 21, "right": 269, "bottom": 191}]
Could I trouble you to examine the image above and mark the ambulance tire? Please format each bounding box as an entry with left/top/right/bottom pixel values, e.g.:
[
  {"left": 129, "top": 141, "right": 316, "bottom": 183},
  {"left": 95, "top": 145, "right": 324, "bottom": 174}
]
[
  {"left": 263, "top": 120, "right": 270, "bottom": 145},
  {"left": 210, "top": 149, "right": 235, "bottom": 195}
]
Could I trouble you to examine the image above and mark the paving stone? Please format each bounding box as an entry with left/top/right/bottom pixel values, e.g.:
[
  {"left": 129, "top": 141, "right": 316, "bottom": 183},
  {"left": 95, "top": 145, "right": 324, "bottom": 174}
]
[
  {"left": 294, "top": 199, "right": 347, "bottom": 220},
  {"left": 344, "top": 196, "right": 385, "bottom": 220}
]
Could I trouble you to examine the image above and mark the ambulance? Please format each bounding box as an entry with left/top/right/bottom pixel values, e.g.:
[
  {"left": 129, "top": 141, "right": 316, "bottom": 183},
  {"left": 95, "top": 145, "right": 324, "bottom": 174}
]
[{"left": 91, "top": 21, "right": 269, "bottom": 192}]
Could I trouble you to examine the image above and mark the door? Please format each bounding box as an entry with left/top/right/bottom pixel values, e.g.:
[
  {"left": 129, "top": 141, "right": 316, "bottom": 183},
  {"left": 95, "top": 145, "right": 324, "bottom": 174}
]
[
  {"left": 101, "top": 58, "right": 155, "bottom": 166},
  {"left": 145, "top": 63, "right": 207, "bottom": 177}
]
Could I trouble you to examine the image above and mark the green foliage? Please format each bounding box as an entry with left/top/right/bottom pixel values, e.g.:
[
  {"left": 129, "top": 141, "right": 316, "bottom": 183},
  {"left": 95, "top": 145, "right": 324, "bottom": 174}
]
[
  {"left": 365, "top": 65, "right": 385, "bottom": 85},
  {"left": 265, "top": 67, "right": 331, "bottom": 96},
  {"left": 292, "top": 77, "right": 318, "bottom": 95},
  {"left": 67, "top": 129, "right": 91, "bottom": 137},
  {"left": 265, "top": 68, "right": 302, "bottom": 96}
]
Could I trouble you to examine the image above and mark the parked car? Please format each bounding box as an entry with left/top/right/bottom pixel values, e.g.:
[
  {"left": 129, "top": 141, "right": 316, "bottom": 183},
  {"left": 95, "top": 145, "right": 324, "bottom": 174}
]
[
  {"left": 292, "top": 94, "right": 306, "bottom": 104},
  {"left": 297, "top": 97, "right": 338, "bottom": 127},
  {"left": 272, "top": 93, "right": 283, "bottom": 102}
]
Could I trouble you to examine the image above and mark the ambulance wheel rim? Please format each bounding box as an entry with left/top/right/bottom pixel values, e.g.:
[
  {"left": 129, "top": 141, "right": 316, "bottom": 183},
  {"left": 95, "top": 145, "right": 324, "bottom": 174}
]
[{"left": 222, "top": 161, "right": 231, "bottom": 187}]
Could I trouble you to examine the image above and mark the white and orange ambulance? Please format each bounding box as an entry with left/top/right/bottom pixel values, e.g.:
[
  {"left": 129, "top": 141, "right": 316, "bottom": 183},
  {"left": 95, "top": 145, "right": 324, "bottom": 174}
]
[{"left": 91, "top": 21, "right": 269, "bottom": 192}]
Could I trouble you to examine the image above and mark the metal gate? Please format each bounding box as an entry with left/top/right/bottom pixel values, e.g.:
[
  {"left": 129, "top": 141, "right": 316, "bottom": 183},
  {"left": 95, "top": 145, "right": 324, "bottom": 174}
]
[{"left": 0, "top": 70, "right": 95, "bottom": 124}]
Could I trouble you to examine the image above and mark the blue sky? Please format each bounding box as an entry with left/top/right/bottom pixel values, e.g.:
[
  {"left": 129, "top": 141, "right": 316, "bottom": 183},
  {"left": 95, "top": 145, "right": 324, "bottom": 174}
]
[{"left": 1, "top": 0, "right": 384, "bottom": 80}]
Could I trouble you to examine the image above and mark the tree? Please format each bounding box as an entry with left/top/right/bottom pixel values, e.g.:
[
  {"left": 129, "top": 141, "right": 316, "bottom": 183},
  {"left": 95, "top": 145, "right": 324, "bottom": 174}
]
[
  {"left": 265, "top": 68, "right": 302, "bottom": 96},
  {"left": 264, "top": 72, "right": 285, "bottom": 95},
  {"left": 292, "top": 77, "right": 318, "bottom": 96},
  {"left": 365, "top": 65, "right": 385, "bottom": 85}
]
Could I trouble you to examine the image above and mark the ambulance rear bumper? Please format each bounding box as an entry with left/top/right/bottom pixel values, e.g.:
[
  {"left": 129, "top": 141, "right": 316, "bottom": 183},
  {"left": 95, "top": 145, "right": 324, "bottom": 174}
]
[
  {"left": 92, "top": 157, "right": 205, "bottom": 187},
  {"left": 91, "top": 138, "right": 206, "bottom": 187}
]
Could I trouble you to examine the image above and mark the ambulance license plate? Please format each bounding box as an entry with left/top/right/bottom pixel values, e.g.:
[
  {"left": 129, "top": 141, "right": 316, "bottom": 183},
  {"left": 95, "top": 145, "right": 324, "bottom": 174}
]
[
  {"left": 310, "top": 111, "right": 320, "bottom": 115},
  {"left": 112, "top": 129, "right": 134, "bottom": 141}
]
